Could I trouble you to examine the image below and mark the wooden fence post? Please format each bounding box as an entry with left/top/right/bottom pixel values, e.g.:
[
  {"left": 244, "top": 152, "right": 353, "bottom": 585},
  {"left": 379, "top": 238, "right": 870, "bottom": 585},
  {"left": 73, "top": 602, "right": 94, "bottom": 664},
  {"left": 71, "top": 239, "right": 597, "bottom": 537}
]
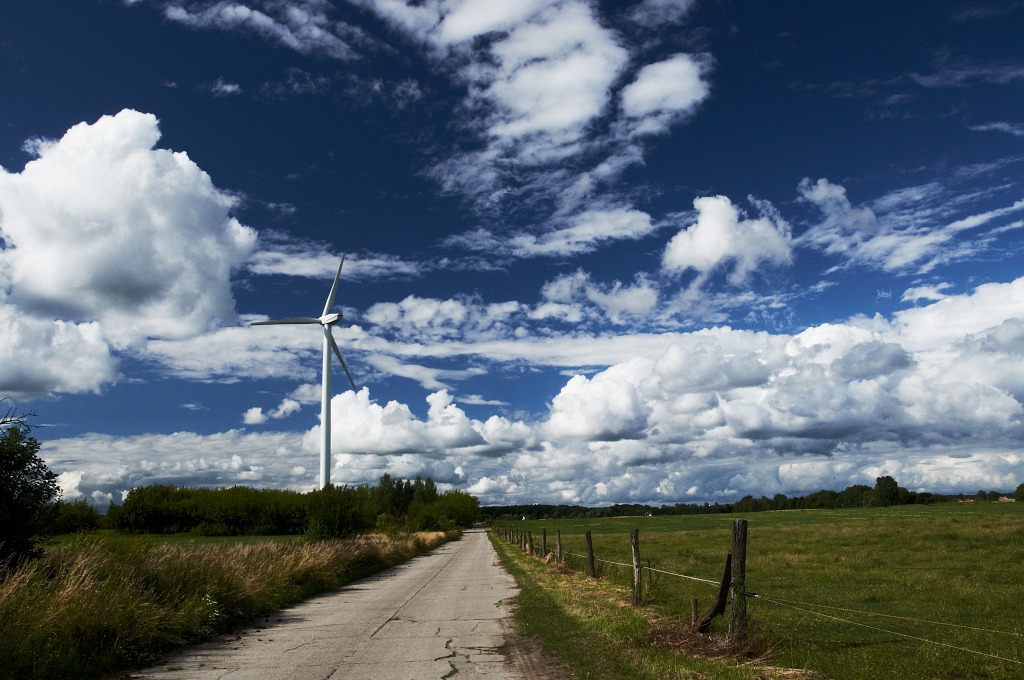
[
  {"left": 528, "top": 531, "right": 534, "bottom": 556},
  {"left": 556, "top": 530, "right": 562, "bottom": 559},
  {"left": 541, "top": 528, "right": 547, "bottom": 557},
  {"left": 729, "top": 519, "right": 748, "bottom": 638},
  {"left": 631, "top": 528, "right": 642, "bottom": 606},
  {"left": 585, "top": 530, "right": 596, "bottom": 578}
]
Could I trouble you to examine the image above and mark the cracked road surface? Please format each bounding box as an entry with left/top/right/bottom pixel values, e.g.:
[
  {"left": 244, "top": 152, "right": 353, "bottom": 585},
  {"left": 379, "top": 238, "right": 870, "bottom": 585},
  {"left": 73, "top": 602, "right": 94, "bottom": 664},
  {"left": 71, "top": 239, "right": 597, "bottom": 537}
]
[{"left": 125, "top": 528, "right": 529, "bottom": 680}]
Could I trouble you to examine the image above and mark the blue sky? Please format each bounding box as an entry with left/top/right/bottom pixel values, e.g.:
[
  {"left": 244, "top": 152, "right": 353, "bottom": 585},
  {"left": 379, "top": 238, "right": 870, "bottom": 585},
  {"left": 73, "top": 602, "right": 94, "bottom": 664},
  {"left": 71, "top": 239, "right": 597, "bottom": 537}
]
[{"left": 2, "top": 0, "right": 1024, "bottom": 507}]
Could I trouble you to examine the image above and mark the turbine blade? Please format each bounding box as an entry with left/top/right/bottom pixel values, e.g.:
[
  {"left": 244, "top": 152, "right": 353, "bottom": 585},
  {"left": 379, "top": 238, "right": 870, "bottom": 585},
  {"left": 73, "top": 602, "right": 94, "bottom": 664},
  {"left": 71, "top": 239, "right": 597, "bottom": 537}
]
[
  {"left": 323, "top": 253, "right": 346, "bottom": 317},
  {"left": 251, "top": 317, "right": 321, "bottom": 326},
  {"left": 328, "top": 330, "right": 357, "bottom": 391}
]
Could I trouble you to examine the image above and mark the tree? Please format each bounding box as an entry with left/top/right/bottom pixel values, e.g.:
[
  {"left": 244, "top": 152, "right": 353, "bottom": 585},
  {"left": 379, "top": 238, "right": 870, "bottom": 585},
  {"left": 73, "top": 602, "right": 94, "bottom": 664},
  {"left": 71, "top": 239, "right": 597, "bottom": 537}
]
[
  {"left": 0, "top": 426, "right": 59, "bottom": 564},
  {"left": 1014, "top": 483, "right": 1024, "bottom": 502},
  {"left": 1, "top": 398, "right": 36, "bottom": 430},
  {"left": 875, "top": 476, "right": 900, "bottom": 507},
  {"left": 432, "top": 490, "right": 479, "bottom": 528},
  {"left": 413, "top": 475, "right": 438, "bottom": 505},
  {"left": 41, "top": 499, "right": 100, "bottom": 535},
  {"left": 305, "top": 485, "right": 367, "bottom": 539}
]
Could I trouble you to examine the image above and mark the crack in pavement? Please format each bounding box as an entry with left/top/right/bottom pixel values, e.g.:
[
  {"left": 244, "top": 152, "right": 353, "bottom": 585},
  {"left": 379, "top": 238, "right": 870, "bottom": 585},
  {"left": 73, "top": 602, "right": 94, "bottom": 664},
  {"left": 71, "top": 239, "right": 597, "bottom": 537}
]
[{"left": 433, "top": 638, "right": 457, "bottom": 662}]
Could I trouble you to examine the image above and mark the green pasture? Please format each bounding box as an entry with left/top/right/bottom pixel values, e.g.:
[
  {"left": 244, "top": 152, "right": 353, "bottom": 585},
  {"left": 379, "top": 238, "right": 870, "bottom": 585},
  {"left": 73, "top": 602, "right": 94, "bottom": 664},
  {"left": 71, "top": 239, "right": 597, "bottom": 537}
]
[{"left": 497, "top": 503, "right": 1023, "bottom": 679}]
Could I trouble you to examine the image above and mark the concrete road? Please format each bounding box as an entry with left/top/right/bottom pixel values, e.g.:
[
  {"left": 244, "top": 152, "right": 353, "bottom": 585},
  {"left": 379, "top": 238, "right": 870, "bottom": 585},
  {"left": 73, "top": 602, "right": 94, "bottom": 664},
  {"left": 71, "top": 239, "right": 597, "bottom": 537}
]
[{"left": 124, "top": 528, "right": 527, "bottom": 680}]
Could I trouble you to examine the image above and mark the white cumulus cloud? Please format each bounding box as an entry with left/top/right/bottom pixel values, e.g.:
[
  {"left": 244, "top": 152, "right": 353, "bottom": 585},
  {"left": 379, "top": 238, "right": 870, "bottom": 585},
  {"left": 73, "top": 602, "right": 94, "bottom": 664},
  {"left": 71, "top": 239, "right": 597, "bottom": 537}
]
[
  {"left": 0, "top": 109, "right": 256, "bottom": 397},
  {"left": 620, "top": 53, "right": 711, "bottom": 136},
  {"left": 662, "top": 195, "right": 793, "bottom": 285}
]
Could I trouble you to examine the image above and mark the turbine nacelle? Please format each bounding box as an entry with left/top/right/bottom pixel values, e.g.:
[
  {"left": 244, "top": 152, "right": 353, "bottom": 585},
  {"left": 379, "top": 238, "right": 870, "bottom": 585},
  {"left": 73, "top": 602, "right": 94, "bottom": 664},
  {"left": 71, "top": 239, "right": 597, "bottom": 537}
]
[{"left": 250, "top": 254, "right": 356, "bottom": 391}]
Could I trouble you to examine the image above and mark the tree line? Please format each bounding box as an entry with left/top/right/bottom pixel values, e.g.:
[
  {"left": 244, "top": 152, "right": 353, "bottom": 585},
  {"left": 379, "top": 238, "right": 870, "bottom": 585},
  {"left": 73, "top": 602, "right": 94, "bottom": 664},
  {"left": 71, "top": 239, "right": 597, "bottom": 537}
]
[
  {"left": 482, "top": 476, "right": 1024, "bottom": 521},
  {"left": 107, "top": 474, "right": 478, "bottom": 537},
  {"left": 32, "top": 475, "right": 479, "bottom": 541},
  {"left": 2, "top": 418, "right": 479, "bottom": 565}
]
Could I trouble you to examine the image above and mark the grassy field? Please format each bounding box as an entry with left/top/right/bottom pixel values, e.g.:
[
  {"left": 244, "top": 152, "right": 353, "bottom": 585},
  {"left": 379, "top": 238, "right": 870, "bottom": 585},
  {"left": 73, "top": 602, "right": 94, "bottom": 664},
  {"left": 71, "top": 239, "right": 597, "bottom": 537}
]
[
  {"left": 492, "top": 503, "right": 1023, "bottom": 679},
  {"left": 489, "top": 530, "right": 809, "bottom": 679},
  {"left": 0, "top": 530, "right": 456, "bottom": 680}
]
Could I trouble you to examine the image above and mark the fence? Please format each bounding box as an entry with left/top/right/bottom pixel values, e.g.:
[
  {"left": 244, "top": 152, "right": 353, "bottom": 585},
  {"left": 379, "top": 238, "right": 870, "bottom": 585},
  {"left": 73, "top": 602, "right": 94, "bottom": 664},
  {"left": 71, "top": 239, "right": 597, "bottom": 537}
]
[
  {"left": 493, "top": 520, "right": 750, "bottom": 637},
  {"left": 490, "top": 520, "right": 1024, "bottom": 669}
]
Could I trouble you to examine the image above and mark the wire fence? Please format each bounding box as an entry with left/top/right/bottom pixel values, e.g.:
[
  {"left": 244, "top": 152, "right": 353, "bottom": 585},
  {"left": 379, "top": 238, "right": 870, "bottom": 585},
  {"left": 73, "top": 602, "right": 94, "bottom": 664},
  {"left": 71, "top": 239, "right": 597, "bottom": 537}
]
[{"left": 493, "top": 524, "right": 1023, "bottom": 669}]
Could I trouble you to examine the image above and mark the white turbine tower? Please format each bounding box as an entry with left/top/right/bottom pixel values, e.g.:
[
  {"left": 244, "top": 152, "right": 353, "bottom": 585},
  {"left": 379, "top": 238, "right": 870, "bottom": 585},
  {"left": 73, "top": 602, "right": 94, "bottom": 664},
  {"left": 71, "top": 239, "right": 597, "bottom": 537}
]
[{"left": 252, "top": 255, "right": 356, "bottom": 489}]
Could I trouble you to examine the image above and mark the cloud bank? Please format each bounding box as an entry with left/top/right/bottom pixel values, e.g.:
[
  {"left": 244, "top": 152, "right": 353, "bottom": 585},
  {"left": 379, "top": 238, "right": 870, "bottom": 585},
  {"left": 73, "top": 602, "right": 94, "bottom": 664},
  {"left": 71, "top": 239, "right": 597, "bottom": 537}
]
[{"left": 45, "top": 275, "right": 1024, "bottom": 506}]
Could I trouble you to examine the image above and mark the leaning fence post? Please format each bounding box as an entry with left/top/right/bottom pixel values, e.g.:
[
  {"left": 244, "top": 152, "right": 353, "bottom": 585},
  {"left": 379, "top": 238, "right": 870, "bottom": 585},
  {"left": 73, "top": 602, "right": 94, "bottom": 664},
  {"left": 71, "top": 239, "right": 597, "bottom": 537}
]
[
  {"left": 541, "top": 528, "right": 547, "bottom": 557},
  {"left": 729, "top": 519, "right": 748, "bottom": 638},
  {"left": 631, "top": 528, "right": 642, "bottom": 606},
  {"left": 696, "top": 551, "right": 731, "bottom": 633},
  {"left": 585, "top": 530, "right": 596, "bottom": 578}
]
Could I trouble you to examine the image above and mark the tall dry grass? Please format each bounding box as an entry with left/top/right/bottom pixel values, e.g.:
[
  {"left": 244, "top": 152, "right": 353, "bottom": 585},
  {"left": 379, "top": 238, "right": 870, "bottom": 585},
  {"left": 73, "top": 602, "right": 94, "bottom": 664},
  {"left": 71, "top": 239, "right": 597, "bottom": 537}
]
[{"left": 0, "top": 531, "right": 455, "bottom": 680}]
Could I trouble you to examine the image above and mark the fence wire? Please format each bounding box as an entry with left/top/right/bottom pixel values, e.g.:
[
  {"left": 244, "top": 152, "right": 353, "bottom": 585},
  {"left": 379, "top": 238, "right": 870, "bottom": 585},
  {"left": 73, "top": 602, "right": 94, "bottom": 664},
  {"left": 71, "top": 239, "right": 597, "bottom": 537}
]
[
  {"left": 753, "top": 595, "right": 1023, "bottom": 667},
  {"left": 562, "top": 550, "right": 722, "bottom": 586}
]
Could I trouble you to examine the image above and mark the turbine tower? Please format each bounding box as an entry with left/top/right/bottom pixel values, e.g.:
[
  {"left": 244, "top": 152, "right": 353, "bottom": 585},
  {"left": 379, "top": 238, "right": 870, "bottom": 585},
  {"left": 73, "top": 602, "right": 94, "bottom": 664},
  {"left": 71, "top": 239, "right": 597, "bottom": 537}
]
[{"left": 252, "top": 255, "right": 356, "bottom": 489}]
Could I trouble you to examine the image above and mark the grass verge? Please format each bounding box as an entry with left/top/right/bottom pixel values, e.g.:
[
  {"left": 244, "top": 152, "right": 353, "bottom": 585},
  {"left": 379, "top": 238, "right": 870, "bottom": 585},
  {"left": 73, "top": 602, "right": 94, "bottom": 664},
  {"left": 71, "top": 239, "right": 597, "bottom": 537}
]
[
  {"left": 0, "top": 530, "right": 457, "bottom": 680},
  {"left": 488, "top": 529, "right": 815, "bottom": 680}
]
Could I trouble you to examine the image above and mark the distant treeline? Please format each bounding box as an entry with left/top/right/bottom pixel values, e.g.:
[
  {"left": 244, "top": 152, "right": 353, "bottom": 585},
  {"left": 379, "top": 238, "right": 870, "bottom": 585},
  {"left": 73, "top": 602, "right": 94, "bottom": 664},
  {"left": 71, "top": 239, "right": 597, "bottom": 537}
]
[
  {"left": 44, "top": 474, "right": 479, "bottom": 538},
  {"left": 481, "top": 476, "right": 1024, "bottom": 521},
  {"left": 479, "top": 501, "right": 732, "bottom": 521}
]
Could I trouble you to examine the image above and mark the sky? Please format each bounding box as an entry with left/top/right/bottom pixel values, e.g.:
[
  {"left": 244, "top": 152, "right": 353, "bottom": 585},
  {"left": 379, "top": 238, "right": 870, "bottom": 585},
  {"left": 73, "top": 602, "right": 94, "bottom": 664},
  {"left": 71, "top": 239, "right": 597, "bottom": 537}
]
[{"left": 2, "top": 0, "right": 1024, "bottom": 508}]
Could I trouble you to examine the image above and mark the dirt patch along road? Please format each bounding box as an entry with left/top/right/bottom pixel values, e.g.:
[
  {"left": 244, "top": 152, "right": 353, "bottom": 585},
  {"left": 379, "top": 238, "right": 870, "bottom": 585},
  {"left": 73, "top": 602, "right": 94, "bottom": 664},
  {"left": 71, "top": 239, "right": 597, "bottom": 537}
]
[{"left": 123, "top": 528, "right": 546, "bottom": 680}]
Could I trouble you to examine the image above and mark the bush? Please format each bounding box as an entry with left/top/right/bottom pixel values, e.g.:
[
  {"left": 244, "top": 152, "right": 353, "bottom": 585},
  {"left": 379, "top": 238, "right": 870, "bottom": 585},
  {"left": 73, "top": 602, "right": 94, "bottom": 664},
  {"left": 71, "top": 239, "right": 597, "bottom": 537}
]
[
  {"left": 0, "top": 427, "right": 58, "bottom": 564},
  {"left": 305, "top": 486, "right": 369, "bottom": 539},
  {"left": 42, "top": 499, "right": 101, "bottom": 535}
]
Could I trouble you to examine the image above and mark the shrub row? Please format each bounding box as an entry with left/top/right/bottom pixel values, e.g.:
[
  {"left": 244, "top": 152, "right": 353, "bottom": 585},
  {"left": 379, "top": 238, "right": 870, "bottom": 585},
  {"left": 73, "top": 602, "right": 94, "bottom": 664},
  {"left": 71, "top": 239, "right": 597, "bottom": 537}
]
[{"left": 103, "top": 474, "right": 478, "bottom": 537}]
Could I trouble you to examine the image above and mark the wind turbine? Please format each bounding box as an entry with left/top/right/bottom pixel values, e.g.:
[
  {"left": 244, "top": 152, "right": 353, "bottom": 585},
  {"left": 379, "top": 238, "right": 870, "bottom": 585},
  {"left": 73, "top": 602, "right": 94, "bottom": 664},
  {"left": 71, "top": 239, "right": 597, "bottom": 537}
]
[{"left": 252, "top": 255, "right": 356, "bottom": 489}]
